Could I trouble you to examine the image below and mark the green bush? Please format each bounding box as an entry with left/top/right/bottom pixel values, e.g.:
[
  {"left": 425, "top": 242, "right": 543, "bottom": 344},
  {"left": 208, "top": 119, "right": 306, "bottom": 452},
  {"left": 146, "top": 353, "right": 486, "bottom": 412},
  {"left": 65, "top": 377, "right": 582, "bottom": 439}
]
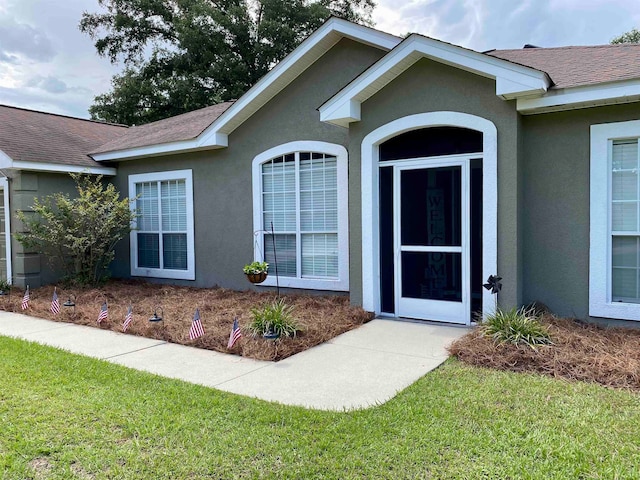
[
  {"left": 16, "top": 173, "right": 137, "bottom": 286},
  {"left": 249, "top": 298, "right": 298, "bottom": 338},
  {"left": 243, "top": 261, "right": 269, "bottom": 274},
  {"left": 482, "top": 306, "right": 552, "bottom": 348}
]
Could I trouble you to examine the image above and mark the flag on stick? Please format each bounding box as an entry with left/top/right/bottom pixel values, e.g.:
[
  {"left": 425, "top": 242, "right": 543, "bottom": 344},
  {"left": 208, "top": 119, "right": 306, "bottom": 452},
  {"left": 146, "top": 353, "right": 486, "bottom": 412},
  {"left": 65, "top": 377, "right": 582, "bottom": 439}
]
[
  {"left": 189, "top": 308, "right": 205, "bottom": 340},
  {"left": 97, "top": 301, "right": 108, "bottom": 324},
  {"left": 50, "top": 288, "right": 60, "bottom": 314},
  {"left": 21, "top": 286, "right": 29, "bottom": 310},
  {"left": 123, "top": 305, "right": 133, "bottom": 332},
  {"left": 227, "top": 317, "right": 242, "bottom": 349}
]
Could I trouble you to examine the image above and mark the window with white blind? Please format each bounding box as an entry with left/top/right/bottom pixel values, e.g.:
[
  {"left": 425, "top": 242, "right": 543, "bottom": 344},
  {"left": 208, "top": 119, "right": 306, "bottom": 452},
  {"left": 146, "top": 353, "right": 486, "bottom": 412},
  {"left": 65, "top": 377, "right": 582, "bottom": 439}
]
[
  {"left": 252, "top": 142, "right": 349, "bottom": 291},
  {"left": 129, "top": 170, "right": 195, "bottom": 280},
  {"left": 611, "top": 139, "right": 640, "bottom": 302},
  {"left": 590, "top": 121, "right": 640, "bottom": 320}
]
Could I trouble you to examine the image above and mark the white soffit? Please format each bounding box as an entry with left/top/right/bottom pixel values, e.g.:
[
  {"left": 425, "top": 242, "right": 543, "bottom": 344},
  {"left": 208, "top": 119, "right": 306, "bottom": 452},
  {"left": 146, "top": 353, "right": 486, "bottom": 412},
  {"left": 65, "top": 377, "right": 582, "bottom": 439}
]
[
  {"left": 0, "top": 149, "right": 117, "bottom": 175},
  {"left": 93, "top": 18, "right": 401, "bottom": 162},
  {"left": 517, "top": 79, "right": 640, "bottom": 114},
  {"left": 319, "top": 34, "right": 551, "bottom": 127}
]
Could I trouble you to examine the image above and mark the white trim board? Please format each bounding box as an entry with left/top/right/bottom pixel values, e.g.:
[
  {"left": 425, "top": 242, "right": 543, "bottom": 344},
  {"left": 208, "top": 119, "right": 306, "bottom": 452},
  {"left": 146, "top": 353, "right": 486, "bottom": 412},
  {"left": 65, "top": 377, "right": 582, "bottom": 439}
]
[
  {"left": 320, "top": 34, "right": 550, "bottom": 127},
  {"left": 0, "top": 149, "right": 116, "bottom": 175},
  {"left": 128, "top": 169, "right": 195, "bottom": 281},
  {"left": 0, "top": 177, "right": 11, "bottom": 284},
  {"left": 361, "top": 111, "right": 498, "bottom": 320},
  {"left": 251, "top": 141, "right": 349, "bottom": 291},
  {"left": 519, "top": 79, "right": 640, "bottom": 115},
  {"left": 590, "top": 120, "right": 640, "bottom": 321},
  {"left": 92, "top": 18, "right": 401, "bottom": 162}
]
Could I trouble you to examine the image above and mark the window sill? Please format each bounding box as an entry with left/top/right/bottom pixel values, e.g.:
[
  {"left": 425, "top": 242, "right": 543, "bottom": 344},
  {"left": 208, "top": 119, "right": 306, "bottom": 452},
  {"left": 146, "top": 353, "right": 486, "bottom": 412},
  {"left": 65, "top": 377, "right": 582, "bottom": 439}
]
[
  {"left": 132, "top": 267, "right": 195, "bottom": 281},
  {"left": 258, "top": 275, "right": 348, "bottom": 292},
  {"left": 589, "top": 301, "right": 640, "bottom": 321}
]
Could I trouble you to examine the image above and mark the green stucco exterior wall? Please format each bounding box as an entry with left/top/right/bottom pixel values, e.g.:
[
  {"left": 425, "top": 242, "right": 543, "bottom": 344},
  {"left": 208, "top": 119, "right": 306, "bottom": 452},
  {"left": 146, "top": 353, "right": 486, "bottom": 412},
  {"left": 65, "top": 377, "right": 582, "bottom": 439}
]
[
  {"left": 521, "top": 103, "right": 640, "bottom": 323},
  {"left": 109, "top": 39, "right": 387, "bottom": 290}
]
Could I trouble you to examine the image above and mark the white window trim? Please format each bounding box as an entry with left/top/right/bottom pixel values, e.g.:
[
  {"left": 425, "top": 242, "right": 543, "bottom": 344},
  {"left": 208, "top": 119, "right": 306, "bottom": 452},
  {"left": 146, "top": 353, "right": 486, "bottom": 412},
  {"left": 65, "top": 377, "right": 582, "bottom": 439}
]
[
  {"left": 590, "top": 120, "right": 640, "bottom": 320},
  {"left": 361, "top": 112, "right": 498, "bottom": 319},
  {"left": 129, "top": 169, "right": 195, "bottom": 280},
  {"left": 252, "top": 141, "right": 349, "bottom": 291}
]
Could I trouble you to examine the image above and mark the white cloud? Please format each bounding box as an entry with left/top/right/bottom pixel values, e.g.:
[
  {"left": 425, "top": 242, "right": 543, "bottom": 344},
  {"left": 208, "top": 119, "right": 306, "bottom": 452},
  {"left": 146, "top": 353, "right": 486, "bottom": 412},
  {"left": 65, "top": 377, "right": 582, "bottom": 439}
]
[{"left": 0, "top": 15, "right": 56, "bottom": 62}]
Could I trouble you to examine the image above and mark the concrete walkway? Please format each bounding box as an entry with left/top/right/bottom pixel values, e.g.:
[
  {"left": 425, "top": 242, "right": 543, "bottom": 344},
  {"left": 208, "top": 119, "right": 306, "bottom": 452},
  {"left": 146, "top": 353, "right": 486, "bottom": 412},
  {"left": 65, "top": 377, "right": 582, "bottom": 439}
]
[{"left": 0, "top": 311, "right": 468, "bottom": 411}]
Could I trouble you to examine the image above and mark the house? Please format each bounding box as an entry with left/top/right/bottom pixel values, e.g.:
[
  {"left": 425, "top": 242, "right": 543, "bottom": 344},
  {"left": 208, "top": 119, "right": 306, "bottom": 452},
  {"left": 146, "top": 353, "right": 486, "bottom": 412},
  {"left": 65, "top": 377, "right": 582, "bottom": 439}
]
[
  {"left": 4, "top": 17, "right": 640, "bottom": 326},
  {"left": 0, "top": 105, "right": 127, "bottom": 285}
]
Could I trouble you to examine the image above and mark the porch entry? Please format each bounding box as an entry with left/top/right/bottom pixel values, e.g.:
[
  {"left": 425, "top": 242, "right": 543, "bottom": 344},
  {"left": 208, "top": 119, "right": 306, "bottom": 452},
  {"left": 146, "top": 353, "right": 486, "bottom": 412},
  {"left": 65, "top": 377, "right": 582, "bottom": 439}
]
[{"left": 378, "top": 127, "right": 483, "bottom": 325}]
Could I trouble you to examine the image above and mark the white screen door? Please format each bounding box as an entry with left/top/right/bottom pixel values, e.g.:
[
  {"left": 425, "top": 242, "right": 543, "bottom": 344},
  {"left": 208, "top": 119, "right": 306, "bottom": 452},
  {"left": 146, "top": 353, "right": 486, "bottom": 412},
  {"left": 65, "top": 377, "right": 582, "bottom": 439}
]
[{"left": 394, "top": 159, "right": 470, "bottom": 324}]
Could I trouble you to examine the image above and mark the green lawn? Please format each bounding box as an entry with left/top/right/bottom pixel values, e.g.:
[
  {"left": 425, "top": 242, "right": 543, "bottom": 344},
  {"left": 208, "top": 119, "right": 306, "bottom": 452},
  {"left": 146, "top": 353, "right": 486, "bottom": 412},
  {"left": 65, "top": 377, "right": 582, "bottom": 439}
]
[{"left": 1, "top": 337, "right": 639, "bottom": 479}]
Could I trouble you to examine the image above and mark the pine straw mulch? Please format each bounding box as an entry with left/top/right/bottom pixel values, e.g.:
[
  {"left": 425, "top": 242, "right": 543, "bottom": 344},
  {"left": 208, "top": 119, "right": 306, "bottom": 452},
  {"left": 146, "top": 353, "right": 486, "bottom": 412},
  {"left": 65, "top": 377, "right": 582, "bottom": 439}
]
[
  {"left": 448, "top": 315, "right": 640, "bottom": 392},
  {"left": 1, "top": 280, "right": 373, "bottom": 361}
]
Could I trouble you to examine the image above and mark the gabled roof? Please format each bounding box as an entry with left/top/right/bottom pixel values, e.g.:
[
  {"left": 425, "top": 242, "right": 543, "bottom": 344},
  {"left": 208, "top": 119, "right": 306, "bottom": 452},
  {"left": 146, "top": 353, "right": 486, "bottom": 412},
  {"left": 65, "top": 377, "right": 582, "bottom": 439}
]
[
  {"left": 0, "top": 104, "right": 125, "bottom": 175},
  {"left": 91, "top": 17, "right": 401, "bottom": 162},
  {"left": 91, "top": 20, "right": 640, "bottom": 161},
  {"left": 319, "top": 33, "right": 552, "bottom": 127},
  {"left": 487, "top": 43, "right": 640, "bottom": 89},
  {"left": 91, "top": 102, "right": 235, "bottom": 155}
]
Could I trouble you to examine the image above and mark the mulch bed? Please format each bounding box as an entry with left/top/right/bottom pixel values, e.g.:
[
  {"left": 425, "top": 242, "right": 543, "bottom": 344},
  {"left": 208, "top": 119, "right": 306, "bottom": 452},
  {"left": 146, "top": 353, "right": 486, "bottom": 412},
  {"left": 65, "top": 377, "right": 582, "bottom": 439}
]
[
  {"left": 448, "top": 315, "right": 640, "bottom": 391},
  {"left": 1, "top": 280, "right": 373, "bottom": 361}
]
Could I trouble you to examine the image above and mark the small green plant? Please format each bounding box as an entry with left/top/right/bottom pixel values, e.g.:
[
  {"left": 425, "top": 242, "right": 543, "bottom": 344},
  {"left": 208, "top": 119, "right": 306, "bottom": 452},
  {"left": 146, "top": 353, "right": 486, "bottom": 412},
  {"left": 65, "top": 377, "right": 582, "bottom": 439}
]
[
  {"left": 482, "top": 306, "right": 552, "bottom": 348},
  {"left": 249, "top": 298, "right": 298, "bottom": 338},
  {"left": 0, "top": 279, "right": 10, "bottom": 292},
  {"left": 243, "top": 261, "right": 269, "bottom": 275}
]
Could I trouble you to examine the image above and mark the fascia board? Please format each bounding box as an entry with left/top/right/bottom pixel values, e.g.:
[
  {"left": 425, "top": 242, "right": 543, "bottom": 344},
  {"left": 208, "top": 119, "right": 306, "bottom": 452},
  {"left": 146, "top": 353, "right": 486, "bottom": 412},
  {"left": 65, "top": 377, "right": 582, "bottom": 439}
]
[
  {"left": 91, "top": 136, "right": 227, "bottom": 162},
  {"left": 518, "top": 79, "right": 640, "bottom": 114},
  {"left": 0, "top": 149, "right": 116, "bottom": 175}
]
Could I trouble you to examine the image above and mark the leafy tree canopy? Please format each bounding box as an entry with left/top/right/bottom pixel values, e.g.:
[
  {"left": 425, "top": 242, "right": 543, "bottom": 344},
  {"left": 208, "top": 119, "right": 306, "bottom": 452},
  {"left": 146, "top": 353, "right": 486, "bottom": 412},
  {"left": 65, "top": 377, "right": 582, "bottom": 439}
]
[
  {"left": 611, "top": 27, "right": 640, "bottom": 44},
  {"left": 80, "top": 0, "right": 376, "bottom": 125}
]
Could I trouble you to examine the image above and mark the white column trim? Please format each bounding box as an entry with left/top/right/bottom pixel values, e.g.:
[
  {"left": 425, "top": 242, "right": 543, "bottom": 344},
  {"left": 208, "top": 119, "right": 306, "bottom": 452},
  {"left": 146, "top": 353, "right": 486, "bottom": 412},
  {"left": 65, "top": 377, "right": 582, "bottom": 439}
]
[
  {"left": 360, "top": 111, "right": 498, "bottom": 319},
  {"left": 0, "top": 177, "right": 11, "bottom": 284}
]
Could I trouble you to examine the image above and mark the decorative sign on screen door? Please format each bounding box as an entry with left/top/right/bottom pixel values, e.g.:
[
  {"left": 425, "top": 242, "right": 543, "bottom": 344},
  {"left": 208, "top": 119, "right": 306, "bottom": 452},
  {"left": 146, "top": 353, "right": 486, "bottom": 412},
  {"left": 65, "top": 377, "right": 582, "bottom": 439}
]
[{"left": 424, "top": 187, "right": 446, "bottom": 298}]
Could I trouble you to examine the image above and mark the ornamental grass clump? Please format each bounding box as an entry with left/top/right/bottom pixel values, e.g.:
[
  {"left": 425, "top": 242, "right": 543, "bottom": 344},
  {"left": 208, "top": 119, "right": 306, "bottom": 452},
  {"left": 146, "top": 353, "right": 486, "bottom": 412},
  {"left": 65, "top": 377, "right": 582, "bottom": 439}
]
[
  {"left": 249, "top": 298, "right": 299, "bottom": 338},
  {"left": 482, "top": 306, "right": 552, "bottom": 348}
]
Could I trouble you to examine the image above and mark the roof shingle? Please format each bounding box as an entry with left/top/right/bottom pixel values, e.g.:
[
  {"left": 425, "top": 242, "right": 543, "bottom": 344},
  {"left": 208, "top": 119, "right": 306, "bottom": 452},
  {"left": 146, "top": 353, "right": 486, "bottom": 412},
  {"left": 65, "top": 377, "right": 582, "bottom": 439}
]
[
  {"left": 91, "top": 102, "right": 235, "bottom": 155},
  {"left": 487, "top": 43, "right": 640, "bottom": 89},
  {"left": 0, "top": 105, "right": 127, "bottom": 168}
]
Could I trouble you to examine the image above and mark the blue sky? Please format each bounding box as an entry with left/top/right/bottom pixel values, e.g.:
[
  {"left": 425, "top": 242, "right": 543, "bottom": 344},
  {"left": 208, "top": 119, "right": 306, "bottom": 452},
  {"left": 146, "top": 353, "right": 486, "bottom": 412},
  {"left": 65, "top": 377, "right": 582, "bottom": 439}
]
[{"left": 0, "top": 0, "right": 639, "bottom": 119}]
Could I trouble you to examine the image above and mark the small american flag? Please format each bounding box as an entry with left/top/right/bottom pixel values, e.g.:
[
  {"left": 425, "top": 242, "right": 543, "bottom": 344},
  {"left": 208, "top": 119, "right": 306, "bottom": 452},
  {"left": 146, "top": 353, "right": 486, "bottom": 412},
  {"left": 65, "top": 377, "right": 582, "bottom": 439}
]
[
  {"left": 122, "top": 305, "right": 133, "bottom": 332},
  {"left": 21, "top": 286, "right": 29, "bottom": 310},
  {"left": 97, "top": 301, "right": 108, "bottom": 324},
  {"left": 50, "top": 288, "right": 60, "bottom": 314},
  {"left": 227, "top": 317, "right": 242, "bottom": 349},
  {"left": 189, "top": 308, "right": 205, "bottom": 340}
]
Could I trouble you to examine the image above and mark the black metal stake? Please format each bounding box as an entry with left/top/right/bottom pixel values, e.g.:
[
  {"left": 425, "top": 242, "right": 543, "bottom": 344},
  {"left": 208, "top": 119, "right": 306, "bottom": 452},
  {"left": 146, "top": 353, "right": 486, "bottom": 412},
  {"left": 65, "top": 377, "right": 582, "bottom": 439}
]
[{"left": 270, "top": 221, "right": 280, "bottom": 298}]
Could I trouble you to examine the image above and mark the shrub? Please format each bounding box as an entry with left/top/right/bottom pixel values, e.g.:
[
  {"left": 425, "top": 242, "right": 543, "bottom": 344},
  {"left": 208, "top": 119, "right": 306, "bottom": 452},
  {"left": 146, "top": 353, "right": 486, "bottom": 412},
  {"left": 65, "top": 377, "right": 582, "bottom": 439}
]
[
  {"left": 16, "top": 173, "right": 137, "bottom": 286},
  {"left": 249, "top": 298, "right": 299, "bottom": 338},
  {"left": 482, "top": 306, "right": 552, "bottom": 348},
  {"left": 243, "top": 261, "right": 269, "bottom": 274}
]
